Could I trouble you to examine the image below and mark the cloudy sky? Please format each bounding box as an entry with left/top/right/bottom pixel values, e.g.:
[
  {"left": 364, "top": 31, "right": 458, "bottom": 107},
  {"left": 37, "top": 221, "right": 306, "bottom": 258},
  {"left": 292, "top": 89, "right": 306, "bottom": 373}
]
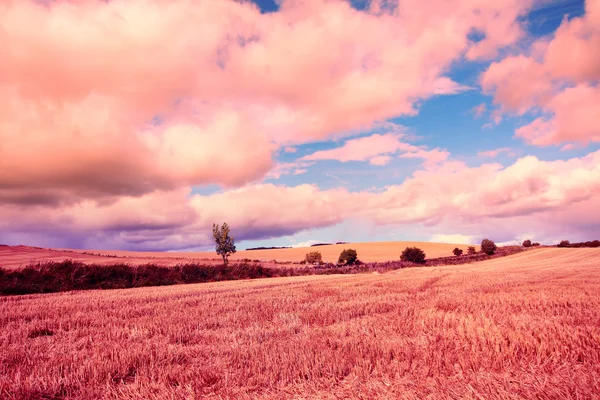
[{"left": 0, "top": 0, "right": 599, "bottom": 251}]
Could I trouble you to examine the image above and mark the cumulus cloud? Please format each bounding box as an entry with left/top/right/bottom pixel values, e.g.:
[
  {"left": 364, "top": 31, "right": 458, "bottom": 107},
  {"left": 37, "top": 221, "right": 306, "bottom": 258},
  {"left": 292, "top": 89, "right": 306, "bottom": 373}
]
[
  {"left": 2, "top": 151, "right": 599, "bottom": 249},
  {"left": 0, "top": 0, "right": 535, "bottom": 207},
  {"left": 481, "top": 0, "right": 600, "bottom": 146}
]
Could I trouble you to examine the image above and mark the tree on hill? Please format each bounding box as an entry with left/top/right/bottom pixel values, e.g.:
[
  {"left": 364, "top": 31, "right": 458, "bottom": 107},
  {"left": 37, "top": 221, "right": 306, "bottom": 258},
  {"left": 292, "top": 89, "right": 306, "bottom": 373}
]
[
  {"left": 558, "top": 240, "right": 570, "bottom": 248},
  {"left": 522, "top": 239, "right": 532, "bottom": 247},
  {"left": 481, "top": 239, "right": 497, "bottom": 255},
  {"left": 213, "top": 223, "right": 236, "bottom": 265},
  {"left": 453, "top": 247, "right": 463, "bottom": 256},
  {"left": 338, "top": 249, "right": 358, "bottom": 265},
  {"left": 401, "top": 247, "right": 426, "bottom": 264},
  {"left": 467, "top": 246, "right": 477, "bottom": 255}
]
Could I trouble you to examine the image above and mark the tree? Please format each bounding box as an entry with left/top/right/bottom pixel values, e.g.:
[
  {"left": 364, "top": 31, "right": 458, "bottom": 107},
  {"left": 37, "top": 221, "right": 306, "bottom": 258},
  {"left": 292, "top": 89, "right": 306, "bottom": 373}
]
[
  {"left": 453, "top": 247, "right": 463, "bottom": 256},
  {"left": 558, "top": 240, "right": 570, "bottom": 248},
  {"left": 481, "top": 239, "right": 497, "bottom": 255},
  {"left": 305, "top": 251, "right": 323, "bottom": 264},
  {"left": 532, "top": 242, "right": 541, "bottom": 246},
  {"left": 212, "top": 223, "right": 236, "bottom": 265},
  {"left": 338, "top": 249, "right": 358, "bottom": 265},
  {"left": 467, "top": 246, "right": 477, "bottom": 255},
  {"left": 401, "top": 247, "right": 426, "bottom": 264},
  {"left": 522, "top": 239, "right": 532, "bottom": 247}
]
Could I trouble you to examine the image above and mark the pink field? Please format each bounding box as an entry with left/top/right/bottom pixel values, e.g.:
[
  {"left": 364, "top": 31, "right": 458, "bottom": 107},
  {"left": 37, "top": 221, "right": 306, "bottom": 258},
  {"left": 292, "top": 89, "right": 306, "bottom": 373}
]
[{"left": 1, "top": 247, "right": 599, "bottom": 399}]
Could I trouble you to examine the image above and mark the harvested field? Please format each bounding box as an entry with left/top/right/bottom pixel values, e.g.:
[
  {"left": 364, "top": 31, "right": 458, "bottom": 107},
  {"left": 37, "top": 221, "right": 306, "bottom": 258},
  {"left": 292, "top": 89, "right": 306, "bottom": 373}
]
[
  {"left": 0, "top": 241, "right": 477, "bottom": 269},
  {"left": 1, "top": 248, "right": 599, "bottom": 399}
]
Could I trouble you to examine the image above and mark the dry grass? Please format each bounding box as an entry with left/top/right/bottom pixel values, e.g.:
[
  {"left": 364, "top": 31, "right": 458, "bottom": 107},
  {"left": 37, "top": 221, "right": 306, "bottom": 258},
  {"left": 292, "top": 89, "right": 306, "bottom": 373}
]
[{"left": 1, "top": 248, "right": 599, "bottom": 399}]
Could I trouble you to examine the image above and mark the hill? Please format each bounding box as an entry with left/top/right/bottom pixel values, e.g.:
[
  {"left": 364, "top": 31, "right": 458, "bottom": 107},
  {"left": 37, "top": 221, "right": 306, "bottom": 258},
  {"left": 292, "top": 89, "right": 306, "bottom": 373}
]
[
  {"left": 1, "top": 247, "right": 599, "bottom": 398},
  {"left": 0, "top": 241, "right": 477, "bottom": 268}
]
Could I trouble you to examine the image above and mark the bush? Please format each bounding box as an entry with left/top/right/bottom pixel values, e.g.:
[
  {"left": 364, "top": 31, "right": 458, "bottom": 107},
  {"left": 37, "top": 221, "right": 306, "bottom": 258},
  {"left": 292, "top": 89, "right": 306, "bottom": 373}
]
[
  {"left": 453, "top": 247, "right": 463, "bottom": 256},
  {"left": 558, "top": 240, "right": 570, "bottom": 248},
  {"left": 400, "top": 247, "right": 426, "bottom": 264},
  {"left": 305, "top": 251, "right": 323, "bottom": 264},
  {"left": 522, "top": 239, "right": 532, "bottom": 247},
  {"left": 532, "top": 242, "right": 540, "bottom": 246},
  {"left": 467, "top": 246, "right": 477, "bottom": 255},
  {"left": 338, "top": 249, "right": 358, "bottom": 265},
  {"left": 481, "top": 239, "right": 497, "bottom": 255}
]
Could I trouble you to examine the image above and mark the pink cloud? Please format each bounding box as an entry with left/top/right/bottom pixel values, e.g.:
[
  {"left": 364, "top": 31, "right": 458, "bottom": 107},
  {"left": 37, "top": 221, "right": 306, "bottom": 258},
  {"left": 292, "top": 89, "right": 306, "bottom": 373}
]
[
  {"left": 301, "top": 133, "right": 448, "bottom": 167},
  {"left": 369, "top": 156, "right": 393, "bottom": 166},
  {"left": 481, "top": 0, "right": 600, "bottom": 145},
  {"left": 0, "top": 0, "right": 537, "bottom": 206},
  {"left": 472, "top": 103, "right": 487, "bottom": 118},
  {"left": 478, "top": 147, "right": 514, "bottom": 158},
  {"left": 3, "top": 151, "right": 599, "bottom": 250},
  {"left": 302, "top": 134, "right": 412, "bottom": 163},
  {"left": 398, "top": 148, "right": 450, "bottom": 167},
  {"left": 515, "top": 85, "right": 600, "bottom": 146}
]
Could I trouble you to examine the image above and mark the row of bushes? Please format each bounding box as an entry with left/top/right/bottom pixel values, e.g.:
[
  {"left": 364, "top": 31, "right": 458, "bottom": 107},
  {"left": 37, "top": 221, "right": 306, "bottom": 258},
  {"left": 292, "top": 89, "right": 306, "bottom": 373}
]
[
  {"left": 0, "top": 261, "right": 296, "bottom": 296},
  {"left": 557, "top": 240, "right": 600, "bottom": 248},
  {"left": 305, "top": 239, "right": 500, "bottom": 266}
]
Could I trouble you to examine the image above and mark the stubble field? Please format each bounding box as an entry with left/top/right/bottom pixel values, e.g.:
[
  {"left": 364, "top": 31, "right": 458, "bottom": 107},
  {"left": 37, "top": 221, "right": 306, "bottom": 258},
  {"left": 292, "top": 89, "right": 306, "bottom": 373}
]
[{"left": 1, "top": 248, "right": 599, "bottom": 399}]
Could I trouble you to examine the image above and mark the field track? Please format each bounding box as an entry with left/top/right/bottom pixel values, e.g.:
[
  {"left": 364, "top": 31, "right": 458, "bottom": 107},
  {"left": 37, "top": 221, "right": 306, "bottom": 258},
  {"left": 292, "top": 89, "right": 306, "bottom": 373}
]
[{"left": 1, "top": 247, "right": 599, "bottom": 398}]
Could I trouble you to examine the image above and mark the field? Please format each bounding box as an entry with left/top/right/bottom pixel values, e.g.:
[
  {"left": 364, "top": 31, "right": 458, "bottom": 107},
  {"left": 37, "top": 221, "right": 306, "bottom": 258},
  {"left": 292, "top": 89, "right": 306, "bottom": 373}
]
[
  {"left": 1, "top": 247, "right": 599, "bottom": 399},
  {"left": 0, "top": 241, "right": 475, "bottom": 269}
]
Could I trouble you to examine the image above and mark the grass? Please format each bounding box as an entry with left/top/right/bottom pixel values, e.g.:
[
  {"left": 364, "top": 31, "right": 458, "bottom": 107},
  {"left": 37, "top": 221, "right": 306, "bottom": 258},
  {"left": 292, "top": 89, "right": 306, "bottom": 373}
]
[{"left": 0, "top": 248, "right": 599, "bottom": 399}]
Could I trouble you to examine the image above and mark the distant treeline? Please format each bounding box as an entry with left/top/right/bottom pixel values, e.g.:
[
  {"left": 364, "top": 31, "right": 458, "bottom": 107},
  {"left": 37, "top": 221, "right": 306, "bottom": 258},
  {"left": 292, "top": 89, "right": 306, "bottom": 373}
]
[
  {"left": 557, "top": 240, "right": 600, "bottom": 248},
  {"left": 245, "top": 246, "right": 292, "bottom": 251}
]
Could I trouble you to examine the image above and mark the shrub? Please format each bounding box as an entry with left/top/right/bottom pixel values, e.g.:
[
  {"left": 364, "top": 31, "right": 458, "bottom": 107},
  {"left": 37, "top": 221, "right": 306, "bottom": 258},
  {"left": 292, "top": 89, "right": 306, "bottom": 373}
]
[
  {"left": 532, "top": 242, "right": 540, "bottom": 246},
  {"left": 467, "top": 246, "right": 477, "bottom": 255},
  {"left": 481, "top": 239, "right": 497, "bottom": 255},
  {"left": 305, "top": 251, "right": 323, "bottom": 264},
  {"left": 400, "top": 247, "right": 426, "bottom": 264},
  {"left": 453, "top": 248, "right": 463, "bottom": 256},
  {"left": 338, "top": 249, "right": 358, "bottom": 265},
  {"left": 522, "top": 239, "right": 532, "bottom": 247},
  {"left": 558, "top": 240, "right": 570, "bottom": 248}
]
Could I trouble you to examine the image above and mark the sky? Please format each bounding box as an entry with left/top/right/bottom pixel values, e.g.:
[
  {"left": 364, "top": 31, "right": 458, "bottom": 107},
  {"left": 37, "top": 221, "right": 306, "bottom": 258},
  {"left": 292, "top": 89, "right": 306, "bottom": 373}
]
[{"left": 0, "top": 0, "right": 599, "bottom": 251}]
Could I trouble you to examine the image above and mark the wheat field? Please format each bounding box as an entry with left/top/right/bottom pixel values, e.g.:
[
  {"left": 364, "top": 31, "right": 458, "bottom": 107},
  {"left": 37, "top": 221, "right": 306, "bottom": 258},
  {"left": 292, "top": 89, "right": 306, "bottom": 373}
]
[{"left": 1, "top": 248, "right": 599, "bottom": 399}]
